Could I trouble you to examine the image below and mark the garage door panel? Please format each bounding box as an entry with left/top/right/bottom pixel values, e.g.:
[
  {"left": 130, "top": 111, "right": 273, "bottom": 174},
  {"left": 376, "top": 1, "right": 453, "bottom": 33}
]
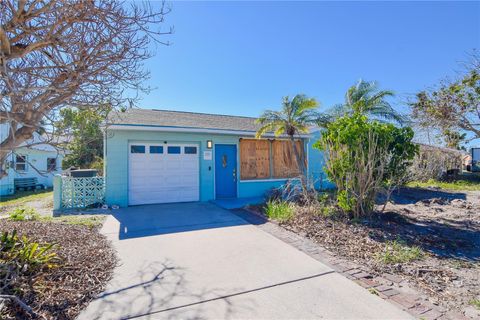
[
  {"left": 128, "top": 143, "right": 200, "bottom": 205},
  {"left": 164, "top": 161, "right": 182, "bottom": 170},
  {"left": 182, "top": 162, "right": 198, "bottom": 170}
]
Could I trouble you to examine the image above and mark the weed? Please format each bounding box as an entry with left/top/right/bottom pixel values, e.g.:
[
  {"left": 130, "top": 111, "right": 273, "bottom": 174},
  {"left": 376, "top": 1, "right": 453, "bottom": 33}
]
[
  {"left": 318, "top": 206, "right": 335, "bottom": 217},
  {"left": 8, "top": 207, "right": 40, "bottom": 221},
  {"left": 470, "top": 299, "right": 480, "bottom": 310},
  {"left": 376, "top": 239, "right": 424, "bottom": 264},
  {"left": 318, "top": 193, "right": 329, "bottom": 204},
  {"left": 264, "top": 200, "right": 294, "bottom": 222},
  {"left": 316, "top": 193, "right": 337, "bottom": 217},
  {"left": 368, "top": 288, "right": 379, "bottom": 295}
]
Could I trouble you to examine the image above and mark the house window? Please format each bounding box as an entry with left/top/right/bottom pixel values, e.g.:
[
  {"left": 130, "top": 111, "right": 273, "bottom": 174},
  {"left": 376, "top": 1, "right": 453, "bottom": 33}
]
[
  {"left": 47, "top": 158, "right": 57, "bottom": 171},
  {"left": 131, "top": 145, "right": 145, "bottom": 153},
  {"left": 184, "top": 146, "right": 197, "bottom": 154},
  {"left": 239, "top": 139, "right": 304, "bottom": 180},
  {"left": 15, "top": 155, "right": 27, "bottom": 171},
  {"left": 167, "top": 146, "right": 181, "bottom": 154},
  {"left": 150, "top": 146, "right": 163, "bottom": 154}
]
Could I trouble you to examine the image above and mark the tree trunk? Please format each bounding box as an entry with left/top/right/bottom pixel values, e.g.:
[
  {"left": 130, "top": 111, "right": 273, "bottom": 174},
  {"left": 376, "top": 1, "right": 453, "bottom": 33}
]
[{"left": 289, "top": 136, "right": 307, "bottom": 184}]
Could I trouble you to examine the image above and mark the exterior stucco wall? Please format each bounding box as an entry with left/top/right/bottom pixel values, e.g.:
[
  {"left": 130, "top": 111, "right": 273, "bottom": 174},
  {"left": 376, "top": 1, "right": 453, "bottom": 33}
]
[
  {"left": 105, "top": 128, "right": 331, "bottom": 207},
  {"left": 308, "top": 130, "right": 335, "bottom": 190}
]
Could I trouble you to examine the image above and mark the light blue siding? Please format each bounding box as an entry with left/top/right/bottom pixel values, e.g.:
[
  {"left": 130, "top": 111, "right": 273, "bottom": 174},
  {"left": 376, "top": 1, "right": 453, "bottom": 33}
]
[{"left": 105, "top": 128, "right": 331, "bottom": 207}]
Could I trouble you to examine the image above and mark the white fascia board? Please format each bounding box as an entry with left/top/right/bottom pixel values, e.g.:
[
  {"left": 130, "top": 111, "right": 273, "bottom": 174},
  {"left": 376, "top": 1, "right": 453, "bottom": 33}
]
[{"left": 108, "top": 124, "right": 312, "bottom": 139}]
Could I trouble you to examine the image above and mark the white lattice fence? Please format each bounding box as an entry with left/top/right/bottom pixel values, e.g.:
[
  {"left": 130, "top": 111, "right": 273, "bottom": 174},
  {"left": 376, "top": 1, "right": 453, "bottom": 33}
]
[{"left": 61, "top": 177, "right": 105, "bottom": 209}]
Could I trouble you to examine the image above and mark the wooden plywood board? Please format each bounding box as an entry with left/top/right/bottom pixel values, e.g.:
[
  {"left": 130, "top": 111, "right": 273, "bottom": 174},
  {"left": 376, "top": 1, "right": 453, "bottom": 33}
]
[
  {"left": 240, "top": 139, "right": 270, "bottom": 179},
  {"left": 272, "top": 140, "right": 304, "bottom": 178}
]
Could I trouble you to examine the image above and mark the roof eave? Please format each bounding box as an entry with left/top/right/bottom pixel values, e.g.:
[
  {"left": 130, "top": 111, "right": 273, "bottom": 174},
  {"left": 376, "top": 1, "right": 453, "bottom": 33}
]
[{"left": 107, "top": 123, "right": 312, "bottom": 138}]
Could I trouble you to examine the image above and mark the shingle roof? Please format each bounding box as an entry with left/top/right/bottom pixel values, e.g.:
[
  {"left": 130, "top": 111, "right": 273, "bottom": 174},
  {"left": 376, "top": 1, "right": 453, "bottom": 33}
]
[{"left": 108, "top": 108, "right": 261, "bottom": 132}]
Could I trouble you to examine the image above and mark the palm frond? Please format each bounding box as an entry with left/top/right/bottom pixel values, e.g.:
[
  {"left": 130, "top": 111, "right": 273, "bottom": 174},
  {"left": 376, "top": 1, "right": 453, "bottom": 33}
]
[
  {"left": 255, "top": 94, "right": 322, "bottom": 139},
  {"left": 338, "top": 79, "right": 403, "bottom": 124}
]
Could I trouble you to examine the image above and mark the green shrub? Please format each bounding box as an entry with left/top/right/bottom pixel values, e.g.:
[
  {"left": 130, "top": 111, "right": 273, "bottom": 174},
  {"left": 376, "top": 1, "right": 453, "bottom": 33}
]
[
  {"left": 314, "top": 113, "right": 418, "bottom": 217},
  {"left": 8, "top": 207, "right": 40, "bottom": 221},
  {"left": 264, "top": 200, "right": 294, "bottom": 222},
  {"left": 376, "top": 239, "right": 424, "bottom": 264}
]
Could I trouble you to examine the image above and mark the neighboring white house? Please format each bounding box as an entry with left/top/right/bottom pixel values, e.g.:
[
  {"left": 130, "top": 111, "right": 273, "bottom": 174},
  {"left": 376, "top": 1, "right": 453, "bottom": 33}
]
[{"left": 0, "top": 124, "right": 66, "bottom": 196}]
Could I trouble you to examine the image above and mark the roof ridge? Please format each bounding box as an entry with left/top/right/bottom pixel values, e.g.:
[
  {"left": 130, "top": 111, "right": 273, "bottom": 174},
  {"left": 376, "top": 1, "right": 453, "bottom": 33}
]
[{"left": 135, "top": 108, "right": 258, "bottom": 120}]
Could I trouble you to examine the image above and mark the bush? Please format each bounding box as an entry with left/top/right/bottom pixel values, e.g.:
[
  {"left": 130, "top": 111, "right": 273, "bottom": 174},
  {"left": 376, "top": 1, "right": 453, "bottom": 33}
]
[
  {"left": 314, "top": 113, "right": 418, "bottom": 217},
  {"left": 264, "top": 200, "right": 294, "bottom": 222},
  {"left": 8, "top": 207, "right": 40, "bottom": 221}
]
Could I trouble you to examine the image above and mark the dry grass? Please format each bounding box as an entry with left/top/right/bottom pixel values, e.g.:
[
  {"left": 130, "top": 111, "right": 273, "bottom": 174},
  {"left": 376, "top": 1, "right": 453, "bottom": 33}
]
[{"left": 0, "top": 190, "right": 53, "bottom": 206}]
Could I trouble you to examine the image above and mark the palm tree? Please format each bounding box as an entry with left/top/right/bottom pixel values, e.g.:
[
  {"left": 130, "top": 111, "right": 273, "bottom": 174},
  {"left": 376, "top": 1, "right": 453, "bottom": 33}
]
[
  {"left": 326, "top": 80, "right": 405, "bottom": 125},
  {"left": 255, "top": 94, "right": 320, "bottom": 176}
]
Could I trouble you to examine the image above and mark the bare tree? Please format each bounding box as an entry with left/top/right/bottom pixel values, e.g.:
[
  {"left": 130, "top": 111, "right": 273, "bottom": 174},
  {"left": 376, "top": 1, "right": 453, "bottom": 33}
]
[
  {"left": 0, "top": 0, "right": 172, "bottom": 177},
  {"left": 410, "top": 52, "right": 480, "bottom": 143}
]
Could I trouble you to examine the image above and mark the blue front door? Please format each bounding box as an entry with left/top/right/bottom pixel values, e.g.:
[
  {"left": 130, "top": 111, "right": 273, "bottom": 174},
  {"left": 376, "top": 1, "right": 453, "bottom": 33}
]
[{"left": 215, "top": 144, "right": 237, "bottom": 198}]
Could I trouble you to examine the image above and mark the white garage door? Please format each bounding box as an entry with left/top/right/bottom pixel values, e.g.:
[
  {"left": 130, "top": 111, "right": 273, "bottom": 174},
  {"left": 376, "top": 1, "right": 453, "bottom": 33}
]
[{"left": 128, "top": 143, "right": 200, "bottom": 205}]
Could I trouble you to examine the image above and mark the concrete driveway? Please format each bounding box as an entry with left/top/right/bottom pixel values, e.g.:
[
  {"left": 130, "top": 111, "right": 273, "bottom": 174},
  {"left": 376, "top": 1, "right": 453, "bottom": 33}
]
[{"left": 79, "top": 202, "right": 412, "bottom": 320}]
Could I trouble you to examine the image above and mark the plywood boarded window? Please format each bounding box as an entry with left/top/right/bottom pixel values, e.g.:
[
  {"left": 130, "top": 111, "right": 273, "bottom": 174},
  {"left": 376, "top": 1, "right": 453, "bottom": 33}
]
[
  {"left": 240, "top": 139, "right": 271, "bottom": 180},
  {"left": 239, "top": 139, "right": 305, "bottom": 180},
  {"left": 272, "top": 140, "right": 304, "bottom": 178}
]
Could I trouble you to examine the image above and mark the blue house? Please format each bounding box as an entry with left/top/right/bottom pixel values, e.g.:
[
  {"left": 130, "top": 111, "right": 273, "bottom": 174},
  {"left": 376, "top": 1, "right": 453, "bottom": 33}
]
[{"left": 105, "top": 109, "right": 330, "bottom": 207}]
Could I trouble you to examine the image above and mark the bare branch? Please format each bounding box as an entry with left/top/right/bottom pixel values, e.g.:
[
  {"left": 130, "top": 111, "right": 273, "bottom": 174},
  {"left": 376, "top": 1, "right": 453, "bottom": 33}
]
[{"left": 0, "top": 0, "right": 171, "bottom": 177}]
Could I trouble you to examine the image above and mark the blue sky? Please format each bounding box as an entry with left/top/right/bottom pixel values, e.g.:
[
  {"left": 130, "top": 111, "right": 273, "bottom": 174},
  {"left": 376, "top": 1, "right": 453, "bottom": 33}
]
[{"left": 140, "top": 1, "right": 479, "bottom": 118}]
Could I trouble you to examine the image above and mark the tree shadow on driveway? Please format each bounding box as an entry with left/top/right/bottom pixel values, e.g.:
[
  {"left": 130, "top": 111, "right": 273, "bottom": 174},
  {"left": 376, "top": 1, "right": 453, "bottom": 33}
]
[{"left": 83, "top": 259, "right": 256, "bottom": 320}]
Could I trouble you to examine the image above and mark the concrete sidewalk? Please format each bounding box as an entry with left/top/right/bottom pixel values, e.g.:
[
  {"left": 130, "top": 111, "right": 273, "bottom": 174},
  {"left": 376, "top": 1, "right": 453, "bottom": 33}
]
[{"left": 79, "top": 202, "right": 412, "bottom": 320}]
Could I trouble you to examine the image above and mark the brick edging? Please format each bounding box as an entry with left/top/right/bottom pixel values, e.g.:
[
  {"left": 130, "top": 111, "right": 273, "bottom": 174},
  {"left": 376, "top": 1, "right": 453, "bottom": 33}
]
[{"left": 238, "top": 207, "right": 470, "bottom": 320}]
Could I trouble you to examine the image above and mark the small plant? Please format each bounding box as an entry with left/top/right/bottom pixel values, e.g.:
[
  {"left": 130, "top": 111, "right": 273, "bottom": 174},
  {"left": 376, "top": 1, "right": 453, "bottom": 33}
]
[
  {"left": 264, "top": 200, "right": 294, "bottom": 222},
  {"left": 16, "top": 238, "right": 58, "bottom": 269},
  {"left": 368, "top": 288, "right": 379, "bottom": 295},
  {"left": 8, "top": 207, "right": 40, "bottom": 221},
  {"left": 1, "top": 230, "right": 19, "bottom": 252},
  {"left": 376, "top": 239, "right": 424, "bottom": 264},
  {"left": 0, "top": 230, "right": 58, "bottom": 271},
  {"left": 470, "top": 299, "right": 480, "bottom": 310}
]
